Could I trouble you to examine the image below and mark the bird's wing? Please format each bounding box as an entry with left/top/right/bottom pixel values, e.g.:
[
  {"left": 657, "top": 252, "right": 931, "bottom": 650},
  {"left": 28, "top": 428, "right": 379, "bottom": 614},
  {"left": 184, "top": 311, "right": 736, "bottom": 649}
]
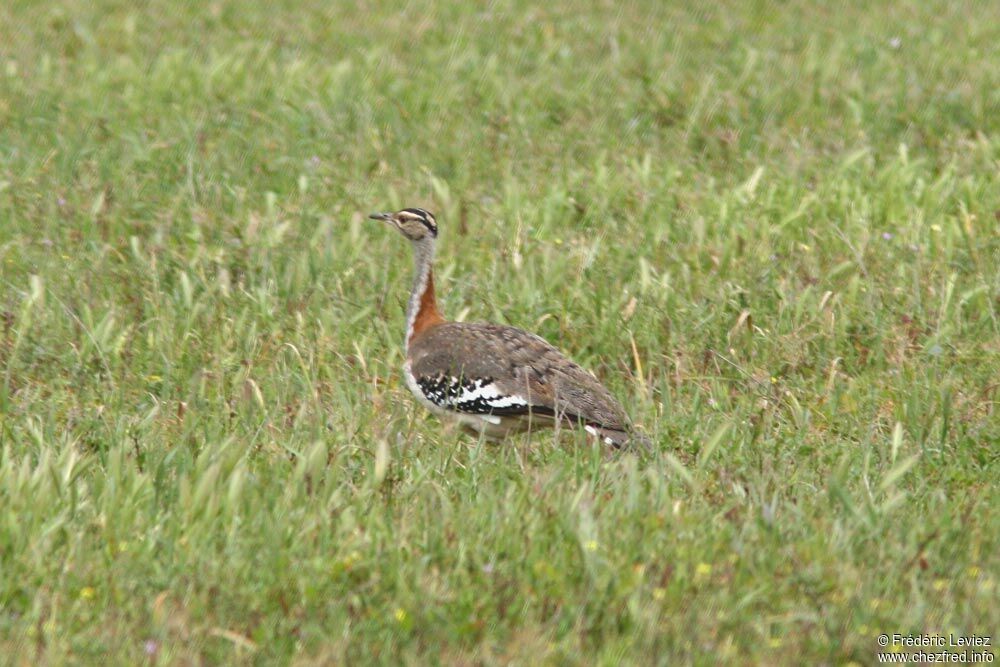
[{"left": 408, "top": 322, "right": 631, "bottom": 431}]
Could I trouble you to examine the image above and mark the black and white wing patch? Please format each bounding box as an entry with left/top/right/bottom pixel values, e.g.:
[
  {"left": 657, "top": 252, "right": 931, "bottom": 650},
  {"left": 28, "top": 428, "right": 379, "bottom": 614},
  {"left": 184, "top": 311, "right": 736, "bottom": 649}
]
[{"left": 415, "top": 375, "right": 530, "bottom": 415}]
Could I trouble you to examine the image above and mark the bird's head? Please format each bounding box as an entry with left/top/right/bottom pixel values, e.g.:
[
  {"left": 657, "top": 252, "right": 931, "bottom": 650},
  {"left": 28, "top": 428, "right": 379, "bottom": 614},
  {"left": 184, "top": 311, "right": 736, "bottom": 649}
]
[{"left": 368, "top": 207, "right": 438, "bottom": 242}]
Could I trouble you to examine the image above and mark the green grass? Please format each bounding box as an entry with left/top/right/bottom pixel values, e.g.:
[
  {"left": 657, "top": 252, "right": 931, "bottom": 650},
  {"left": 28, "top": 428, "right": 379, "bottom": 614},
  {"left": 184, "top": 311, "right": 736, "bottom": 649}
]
[{"left": 1, "top": 0, "right": 998, "bottom": 663}]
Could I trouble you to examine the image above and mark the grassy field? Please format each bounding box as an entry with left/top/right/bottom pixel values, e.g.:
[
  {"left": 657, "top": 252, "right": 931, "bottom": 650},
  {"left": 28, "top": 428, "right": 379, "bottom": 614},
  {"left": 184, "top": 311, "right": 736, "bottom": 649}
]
[{"left": 1, "top": 0, "right": 998, "bottom": 664}]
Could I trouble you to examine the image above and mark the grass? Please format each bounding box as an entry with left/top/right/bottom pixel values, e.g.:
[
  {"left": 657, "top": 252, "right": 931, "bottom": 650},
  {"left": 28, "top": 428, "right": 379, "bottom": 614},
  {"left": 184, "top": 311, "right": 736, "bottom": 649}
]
[{"left": 1, "top": 0, "right": 998, "bottom": 663}]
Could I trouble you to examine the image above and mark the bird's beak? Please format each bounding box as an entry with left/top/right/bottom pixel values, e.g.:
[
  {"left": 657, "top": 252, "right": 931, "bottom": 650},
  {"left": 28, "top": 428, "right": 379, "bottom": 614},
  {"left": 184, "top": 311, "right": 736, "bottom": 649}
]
[{"left": 368, "top": 212, "right": 393, "bottom": 222}]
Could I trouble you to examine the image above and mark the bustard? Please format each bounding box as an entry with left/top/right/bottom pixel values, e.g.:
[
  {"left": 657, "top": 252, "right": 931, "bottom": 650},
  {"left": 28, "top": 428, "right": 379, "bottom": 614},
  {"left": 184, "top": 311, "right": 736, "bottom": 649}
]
[{"left": 371, "top": 207, "right": 650, "bottom": 450}]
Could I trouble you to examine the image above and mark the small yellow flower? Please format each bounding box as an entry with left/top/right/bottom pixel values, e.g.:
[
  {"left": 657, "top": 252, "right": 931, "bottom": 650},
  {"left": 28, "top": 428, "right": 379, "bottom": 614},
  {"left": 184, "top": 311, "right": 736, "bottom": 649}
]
[
  {"left": 695, "top": 563, "right": 712, "bottom": 579},
  {"left": 584, "top": 540, "right": 598, "bottom": 552},
  {"left": 652, "top": 587, "right": 666, "bottom": 600},
  {"left": 79, "top": 587, "right": 96, "bottom": 600},
  {"left": 930, "top": 224, "right": 942, "bottom": 232},
  {"left": 933, "top": 579, "right": 947, "bottom": 591},
  {"left": 394, "top": 608, "right": 407, "bottom": 623}
]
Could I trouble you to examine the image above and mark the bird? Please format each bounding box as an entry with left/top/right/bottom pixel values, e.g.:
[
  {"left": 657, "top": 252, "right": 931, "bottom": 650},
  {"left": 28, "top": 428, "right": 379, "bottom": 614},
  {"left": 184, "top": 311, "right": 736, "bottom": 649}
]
[{"left": 370, "top": 207, "right": 651, "bottom": 450}]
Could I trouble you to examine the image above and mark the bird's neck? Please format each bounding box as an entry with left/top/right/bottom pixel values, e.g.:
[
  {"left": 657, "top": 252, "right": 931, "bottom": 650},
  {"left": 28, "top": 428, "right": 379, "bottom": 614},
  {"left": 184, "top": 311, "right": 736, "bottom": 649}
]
[{"left": 406, "top": 238, "right": 445, "bottom": 352}]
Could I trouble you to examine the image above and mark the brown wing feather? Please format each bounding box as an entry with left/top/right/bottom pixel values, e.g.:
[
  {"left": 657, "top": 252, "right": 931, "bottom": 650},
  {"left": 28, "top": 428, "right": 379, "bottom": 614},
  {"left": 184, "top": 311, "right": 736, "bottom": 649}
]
[{"left": 408, "top": 322, "right": 631, "bottom": 431}]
